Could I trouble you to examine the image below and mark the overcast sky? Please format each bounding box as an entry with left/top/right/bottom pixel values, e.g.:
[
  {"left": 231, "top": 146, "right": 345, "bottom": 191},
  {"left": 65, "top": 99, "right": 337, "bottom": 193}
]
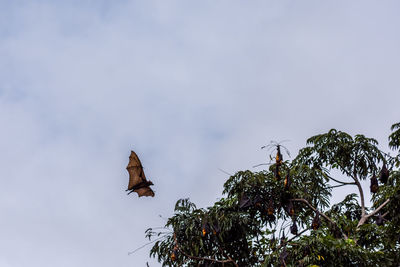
[{"left": 1, "top": 1, "right": 399, "bottom": 266}]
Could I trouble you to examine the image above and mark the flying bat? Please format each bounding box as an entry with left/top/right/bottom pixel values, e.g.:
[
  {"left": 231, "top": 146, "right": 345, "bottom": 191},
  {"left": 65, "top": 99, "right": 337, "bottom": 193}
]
[{"left": 126, "top": 150, "right": 155, "bottom": 197}]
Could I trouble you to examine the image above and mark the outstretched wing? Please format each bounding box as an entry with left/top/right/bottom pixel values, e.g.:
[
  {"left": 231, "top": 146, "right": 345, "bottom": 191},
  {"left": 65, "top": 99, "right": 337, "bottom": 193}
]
[
  {"left": 134, "top": 187, "right": 155, "bottom": 197},
  {"left": 126, "top": 150, "right": 146, "bottom": 190},
  {"left": 126, "top": 150, "right": 155, "bottom": 197}
]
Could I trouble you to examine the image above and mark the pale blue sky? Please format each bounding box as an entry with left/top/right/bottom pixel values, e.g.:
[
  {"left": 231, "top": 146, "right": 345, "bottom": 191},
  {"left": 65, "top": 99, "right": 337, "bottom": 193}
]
[{"left": 1, "top": 1, "right": 400, "bottom": 266}]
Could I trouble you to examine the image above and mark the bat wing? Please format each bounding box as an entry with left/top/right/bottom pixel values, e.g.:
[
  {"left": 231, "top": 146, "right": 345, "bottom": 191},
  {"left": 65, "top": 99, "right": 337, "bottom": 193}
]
[
  {"left": 126, "top": 150, "right": 146, "bottom": 190},
  {"left": 126, "top": 150, "right": 155, "bottom": 197},
  {"left": 135, "top": 186, "right": 155, "bottom": 197}
]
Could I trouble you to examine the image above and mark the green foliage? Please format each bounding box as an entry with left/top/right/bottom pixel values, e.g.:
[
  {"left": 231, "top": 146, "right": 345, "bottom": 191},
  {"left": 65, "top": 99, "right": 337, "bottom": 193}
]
[
  {"left": 297, "top": 129, "right": 384, "bottom": 179},
  {"left": 389, "top": 122, "right": 400, "bottom": 151},
  {"left": 146, "top": 123, "right": 400, "bottom": 266}
]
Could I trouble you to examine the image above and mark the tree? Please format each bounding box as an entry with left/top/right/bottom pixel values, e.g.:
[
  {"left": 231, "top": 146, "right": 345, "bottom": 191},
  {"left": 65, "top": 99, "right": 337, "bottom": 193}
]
[{"left": 146, "top": 122, "right": 400, "bottom": 266}]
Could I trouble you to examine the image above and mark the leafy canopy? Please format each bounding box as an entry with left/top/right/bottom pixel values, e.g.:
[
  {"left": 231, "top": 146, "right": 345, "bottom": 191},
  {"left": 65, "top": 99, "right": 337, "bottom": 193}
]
[{"left": 145, "top": 123, "right": 400, "bottom": 266}]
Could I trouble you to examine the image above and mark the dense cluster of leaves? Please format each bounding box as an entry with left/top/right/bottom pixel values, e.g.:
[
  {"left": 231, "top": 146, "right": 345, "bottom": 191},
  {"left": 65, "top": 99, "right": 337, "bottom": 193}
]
[{"left": 146, "top": 123, "right": 400, "bottom": 266}]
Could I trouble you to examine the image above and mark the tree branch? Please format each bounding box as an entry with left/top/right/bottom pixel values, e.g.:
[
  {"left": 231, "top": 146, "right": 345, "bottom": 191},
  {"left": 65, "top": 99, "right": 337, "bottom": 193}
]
[
  {"left": 275, "top": 228, "right": 309, "bottom": 252},
  {"left": 351, "top": 159, "right": 366, "bottom": 221},
  {"left": 173, "top": 233, "right": 239, "bottom": 267},
  {"left": 350, "top": 156, "right": 390, "bottom": 229},
  {"left": 353, "top": 177, "right": 365, "bottom": 216},
  {"left": 291, "top": 198, "right": 348, "bottom": 239},
  {"left": 328, "top": 184, "right": 355, "bottom": 189},
  {"left": 356, "top": 199, "right": 391, "bottom": 228},
  {"left": 365, "top": 199, "right": 390, "bottom": 219},
  {"left": 329, "top": 176, "right": 356, "bottom": 185}
]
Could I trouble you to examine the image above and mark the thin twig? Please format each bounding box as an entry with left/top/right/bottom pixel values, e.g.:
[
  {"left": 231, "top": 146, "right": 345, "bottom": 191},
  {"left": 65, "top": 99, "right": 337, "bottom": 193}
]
[
  {"left": 287, "top": 228, "right": 308, "bottom": 243},
  {"left": 329, "top": 176, "right": 356, "bottom": 185},
  {"left": 253, "top": 163, "right": 271, "bottom": 168},
  {"left": 218, "top": 168, "right": 233, "bottom": 176},
  {"left": 128, "top": 235, "right": 167, "bottom": 255},
  {"left": 275, "top": 228, "right": 309, "bottom": 251},
  {"left": 328, "top": 184, "right": 353, "bottom": 189},
  {"left": 381, "top": 211, "right": 389, "bottom": 218}
]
